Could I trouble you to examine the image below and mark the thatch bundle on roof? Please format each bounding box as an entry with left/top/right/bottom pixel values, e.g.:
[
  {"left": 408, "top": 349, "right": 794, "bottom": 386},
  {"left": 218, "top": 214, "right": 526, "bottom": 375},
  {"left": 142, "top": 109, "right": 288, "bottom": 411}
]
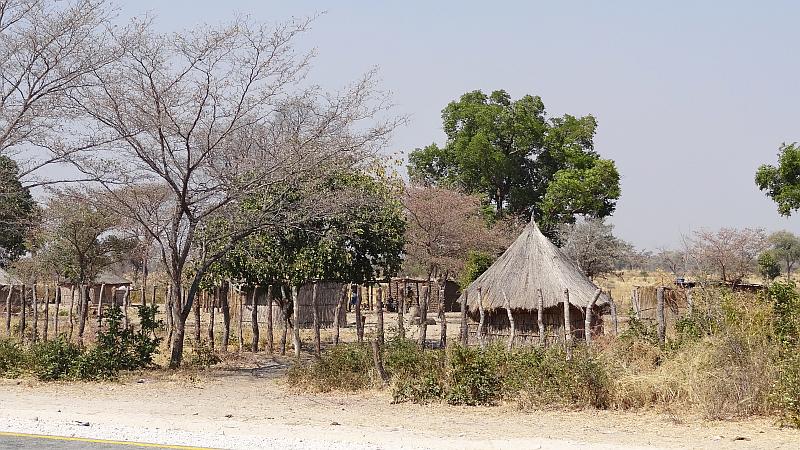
[{"left": 458, "top": 219, "right": 610, "bottom": 341}]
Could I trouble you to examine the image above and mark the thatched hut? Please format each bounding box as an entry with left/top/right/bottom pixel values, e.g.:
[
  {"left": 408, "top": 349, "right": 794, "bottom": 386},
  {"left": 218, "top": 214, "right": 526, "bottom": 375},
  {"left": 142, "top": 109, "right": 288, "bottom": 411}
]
[
  {"left": 58, "top": 272, "right": 132, "bottom": 308},
  {"left": 459, "top": 219, "right": 610, "bottom": 343},
  {"left": 0, "top": 267, "right": 22, "bottom": 307}
]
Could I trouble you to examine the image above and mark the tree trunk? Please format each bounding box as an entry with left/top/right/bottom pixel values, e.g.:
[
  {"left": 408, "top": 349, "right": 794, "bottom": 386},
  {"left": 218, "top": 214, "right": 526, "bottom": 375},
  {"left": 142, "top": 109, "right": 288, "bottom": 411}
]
[
  {"left": 459, "top": 290, "right": 468, "bottom": 346},
  {"left": 251, "top": 286, "right": 259, "bottom": 352},
  {"left": 32, "top": 284, "right": 38, "bottom": 342},
  {"left": 265, "top": 285, "right": 273, "bottom": 354},
  {"left": 537, "top": 288, "right": 545, "bottom": 346},
  {"left": 632, "top": 288, "right": 641, "bottom": 319},
  {"left": 96, "top": 283, "right": 105, "bottom": 336},
  {"left": 656, "top": 286, "right": 666, "bottom": 346},
  {"left": 221, "top": 282, "right": 231, "bottom": 352},
  {"left": 418, "top": 285, "right": 429, "bottom": 349},
  {"left": 43, "top": 285, "right": 50, "bottom": 341},
  {"left": 280, "top": 310, "right": 288, "bottom": 356},
  {"left": 376, "top": 285, "right": 385, "bottom": 347},
  {"left": 68, "top": 286, "right": 75, "bottom": 341},
  {"left": 477, "top": 287, "right": 485, "bottom": 349},
  {"left": 19, "top": 284, "right": 26, "bottom": 341},
  {"left": 141, "top": 285, "right": 146, "bottom": 308},
  {"left": 503, "top": 290, "right": 514, "bottom": 351},
  {"left": 563, "top": 289, "right": 572, "bottom": 361},
  {"left": 355, "top": 286, "right": 364, "bottom": 343},
  {"left": 311, "top": 282, "right": 321, "bottom": 357},
  {"left": 5, "top": 285, "right": 12, "bottom": 336},
  {"left": 152, "top": 284, "right": 157, "bottom": 309},
  {"left": 168, "top": 303, "right": 187, "bottom": 369},
  {"left": 292, "top": 285, "right": 301, "bottom": 359},
  {"left": 208, "top": 287, "right": 217, "bottom": 350}
]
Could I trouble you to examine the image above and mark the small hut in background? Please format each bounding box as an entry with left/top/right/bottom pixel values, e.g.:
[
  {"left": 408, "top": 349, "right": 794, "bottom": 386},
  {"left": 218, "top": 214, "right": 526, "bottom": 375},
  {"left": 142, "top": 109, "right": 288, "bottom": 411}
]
[
  {"left": 459, "top": 219, "right": 610, "bottom": 344},
  {"left": 0, "top": 267, "right": 22, "bottom": 306},
  {"left": 384, "top": 277, "right": 461, "bottom": 312},
  {"left": 242, "top": 281, "right": 347, "bottom": 329},
  {"left": 59, "top": 272, "right": 132, "bottom": 308}
]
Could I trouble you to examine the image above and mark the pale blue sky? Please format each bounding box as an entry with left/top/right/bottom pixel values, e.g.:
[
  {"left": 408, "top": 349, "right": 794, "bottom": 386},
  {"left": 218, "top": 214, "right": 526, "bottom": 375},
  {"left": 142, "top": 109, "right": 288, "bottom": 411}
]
[{"left": 123, "top": 1, "right": 800, "bottom": 249}]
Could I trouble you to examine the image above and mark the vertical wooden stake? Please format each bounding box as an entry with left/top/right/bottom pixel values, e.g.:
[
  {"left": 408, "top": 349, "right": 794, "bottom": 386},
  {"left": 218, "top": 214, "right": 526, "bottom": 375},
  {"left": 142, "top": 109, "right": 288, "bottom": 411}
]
[
  {"left": 194, "top": 289, "right": 202, "bottom": 345},
  {"left": 355, "top": 286, "right": 364, "bottom": 343},
  {"left": 563, "top": 288, "right": 572, "bottom": 361},
  {"left": 68, "top": 285, "right": 75, "bottom": 341},
  {"left": 376, "top": 285, "right": 385, "bottom": 347},
  {"left": 251, "top": 286, "right": 259, "bottom": 352},
  {"left": 292, "top": 285, "right": 301, "bottom": 359},
  {"left": 584, "top": 289, "right": 602, "bottom": 345},
  {"left": 311, "top": 282, "right": 321, "bottom": 357},
  {"left": 237, "top": 288, "right": 244, "bottom": 352},
  {"left": 503, "top": 290, "right": 515, "bottom": 351},
  {"left": 459, "top": 290, "right": 468, "bottom": 346},
  {"left": 333, "top": 286, "right": 342, "bottom": 346},
  {"left": 5, "top": 285, "right": 12, "bottom": 336},
  {"left": 266, "top": 285, "right": 274, "bottom": 354},
  {"left": 632, "top": 288, "right": 641, "bottom": 319},
  {"left": 54, "top": 285, "right": 61, "bottom": 336},
  {"left": 397, "top": 283, "right": 405, "bottom": 340},
  {"left": 372, "top": 338, "right": 389, "bottom": 386},
  {"left": 43, "top": 285, "right": 50, "bottom": 341},
  {"left": 221, "top": 283, "right": 231, "bottom": 352},
  {"left": 477, "top": 286, "right": 485, "bottom": 350},
  {"left": 208, "top": 286, "right": 217, "bottom": 350},
  {"left": 418, "top": 285, "right": 429, "bottom": 349},
  {"left": 152, "top": 284, "right": 157, "bottom": 309},
  {"left": 656, "top": 286, "right": 666, "bottom": 345},
  {"left": 95, "top": 283, "right": 105, "bottom": 336},
  {"left": 609, "top": 294, "right": 619, "bottom": 336},
  {"left": 19, "top": 284, "right": 26, "bottom": 341},
  {"left": 122, "top": 286, "right": 130, "bottom": 330},
  {"left": 537, "top": 289, "right": 545, "bottom": 347},
  {"left": 32, "top": 284, "right": 38, "bottom": 342}
]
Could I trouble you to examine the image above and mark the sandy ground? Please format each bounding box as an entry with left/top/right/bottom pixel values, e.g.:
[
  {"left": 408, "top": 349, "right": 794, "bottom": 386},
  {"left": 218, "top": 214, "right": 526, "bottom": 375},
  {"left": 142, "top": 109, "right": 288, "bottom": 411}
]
[{"left": 2, "top": 356, "right": 799, "bottom": 450}]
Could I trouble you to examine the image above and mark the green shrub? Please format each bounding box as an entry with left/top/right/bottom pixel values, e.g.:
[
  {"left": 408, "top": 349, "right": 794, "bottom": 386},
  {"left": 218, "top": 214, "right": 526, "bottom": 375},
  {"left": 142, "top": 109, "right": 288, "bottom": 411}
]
[
  {"left": 445, "top": 345, "right": 501, "bottom": 406},
  {"left": 28, "top": 336, "right": 82, "bottom": 381},
  {"left": 0, "top": 338, "right": 25, "bottom": 377},
  {"left": 187, "top": 340, "right": 221, "bottom": 368},
  {"left": 287, "top": 343, "right": 373, "bottom": 392}
]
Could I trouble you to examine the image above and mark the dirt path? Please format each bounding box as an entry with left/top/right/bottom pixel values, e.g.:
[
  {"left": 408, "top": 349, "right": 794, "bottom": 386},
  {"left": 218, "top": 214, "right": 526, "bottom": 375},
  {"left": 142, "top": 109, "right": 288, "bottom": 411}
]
[{"left": 1, "top": 363, "right": 798, "bottom": 450}]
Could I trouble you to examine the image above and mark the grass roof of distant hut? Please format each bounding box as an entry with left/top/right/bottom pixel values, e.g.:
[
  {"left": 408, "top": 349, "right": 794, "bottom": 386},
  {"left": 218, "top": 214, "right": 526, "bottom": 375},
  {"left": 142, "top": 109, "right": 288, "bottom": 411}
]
[
  {"left": 460, "top": 219, "right": 610, "bottom": 314},
  {"left": 0, "top": 267, "right": 22, "bottom": 286}
]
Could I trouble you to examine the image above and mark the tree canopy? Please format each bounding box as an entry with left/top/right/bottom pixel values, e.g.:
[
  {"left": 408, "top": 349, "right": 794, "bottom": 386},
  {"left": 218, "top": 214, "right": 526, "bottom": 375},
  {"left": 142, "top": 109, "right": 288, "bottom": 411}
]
[
  {"left": 0, "top": 155, "right": 36, "bottom": 264},
  {"left": 407, "top": 90, "right": 620, "bottom": 231},
  {"left": 756, "top": 143, "right": 800, "bottom": 216}
]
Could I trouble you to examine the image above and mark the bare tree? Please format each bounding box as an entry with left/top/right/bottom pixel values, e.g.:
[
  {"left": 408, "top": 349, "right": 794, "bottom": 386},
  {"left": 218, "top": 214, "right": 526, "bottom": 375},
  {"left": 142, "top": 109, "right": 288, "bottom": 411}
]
[
  {"left": 71, "top": 18, "right": 399, "bottom": 367},
  {"left": 0, "top": 0, "right": 119, "bottom": 186},
  {"left": 691, "top": 227, "right": 768, "bottom": 284},
  {"left": 559, "top": 217, "right": 625, "bottom": 280}
]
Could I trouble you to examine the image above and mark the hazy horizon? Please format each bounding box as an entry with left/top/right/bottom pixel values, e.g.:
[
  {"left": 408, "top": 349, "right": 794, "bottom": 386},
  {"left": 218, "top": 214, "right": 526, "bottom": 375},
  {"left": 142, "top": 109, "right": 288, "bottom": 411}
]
[{"left": 116, "top": 0, "right": 800, "bottom": 250}]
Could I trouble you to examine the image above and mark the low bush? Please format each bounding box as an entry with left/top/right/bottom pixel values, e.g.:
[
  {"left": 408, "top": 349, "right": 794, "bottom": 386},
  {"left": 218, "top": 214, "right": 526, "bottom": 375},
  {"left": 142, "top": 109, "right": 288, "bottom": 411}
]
[
  {"left": 0, "top": 338, "right": 25, "bottom": 377},
  {"left": 287, "top": 343, "right": 373, "bottom": 392},
  {"left": 28, "top": 336, "right": 82, "bottom": 381},
  {"left": 187, "top": 340, "right": 221, "bottom": 368}
]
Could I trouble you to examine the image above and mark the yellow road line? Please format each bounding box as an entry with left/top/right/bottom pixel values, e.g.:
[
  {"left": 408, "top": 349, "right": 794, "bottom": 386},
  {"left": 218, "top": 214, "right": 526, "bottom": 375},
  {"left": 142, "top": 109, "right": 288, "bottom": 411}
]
[{"left": 0, "top": 431, "right": 214, "bottom": 449}]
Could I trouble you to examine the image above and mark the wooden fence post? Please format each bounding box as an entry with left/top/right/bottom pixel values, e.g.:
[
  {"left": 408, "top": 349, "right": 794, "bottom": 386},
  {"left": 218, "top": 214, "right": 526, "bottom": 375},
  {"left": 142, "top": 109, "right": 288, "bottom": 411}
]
[
  {"left": 537, "top": 289, "right": 545, "bottom": 346},
  {"left": 54, "top": 285, "right": 61, "bottom": 336},
  {"left": 194, "top": 289, "right": 202, "bottom": 345},
  {"left": 584, "top": 289, "right": 602, "bottom": 345},
  {"left": 68, "top": 286, "right": 75, "bottom": 341},
  {"left": 333, "top": 286, "right": 342, "bottom": 346},
  {"left": 292, "top": 285, "right": 301, "bottom": 359},
  {"left": 372, "top": 338, "right": 389, "bottom": 386},
  {"left": 238, "top": 288, "right": 244, "bottom": 352},
  {"left": 266, "top": 285, "right": 273, "bottom": 353},
  {"left": 503, "top": 290, "right": 515, "bottom": 351},
  {"left": 221, "top": 283, "right": 231, "bottom": 352},
  {"left": 459, "top": 290, "right": 468, "bottom": 346},
  {"left": 43, "top": 285, "right": 50, "bottom": 341},
  {"left": 632, "top": 288, "right": 641, "bottom": 319},
  {"left": 563, "top": 288, "right": 572, "bottom": 360},
  {"left": 609, "top": 294, "right": 618, "bottom": 336},
  {"left": 121, "top": 286, "right": 130, "bottom": 330},
  {"left": 477, "top": 286, "right": 485, "bottom": 350},
  {"left": 209, "top": 286, "right": 217, "bottom": 350},
  {"left": 656, "top": 286, "right": 666, "bottom": 345},
  {"left": 376, "top": 285, "right": 385, "bottom": 347},
  {"left": 397, "top": 284, "right": 405, "bottom": 340},
  {"left": 251, "top": 286, "right": 259, "bottom": 352},
  {"left": 5, "top": 285, "right": 12, "bottom": 336},
  {"left": 418, "top": 285, "right": 429, "bottom": 349},
  {"left": 311, "top": 282, "right": 321, "bottom": 357},
  {"left": 355, "top": 285, "right": 364, "bottom": 343},
  {"left": 32, "top": 284, "right": 38, "bottom": 342},
  {"left": 19, "top": 284, "right": 26, "bottom": 341}
]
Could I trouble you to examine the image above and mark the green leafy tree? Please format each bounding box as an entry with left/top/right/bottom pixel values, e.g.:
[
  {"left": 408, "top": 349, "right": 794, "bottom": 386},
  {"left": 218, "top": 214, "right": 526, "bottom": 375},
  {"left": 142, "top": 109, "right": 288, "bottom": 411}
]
[
  {"left": 768, "top": 231, "right": 800, "bottom": 281},
  {"left": 0, "top": 155, "right": 36, "bottom": 264},
  {"left": 756, "top": 143, "right": 800, "bottom": 216},
  {"left": 407, "top": 90, "right": 620, "bottom": 231},
  {"left": 758, "top": 251, "right": 781, "bottom": 282}
]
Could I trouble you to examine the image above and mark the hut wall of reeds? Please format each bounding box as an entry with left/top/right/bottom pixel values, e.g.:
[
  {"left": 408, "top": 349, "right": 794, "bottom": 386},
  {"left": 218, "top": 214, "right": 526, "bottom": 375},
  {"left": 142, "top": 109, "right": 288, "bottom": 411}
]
[
  {"left": 384, "top": 277, "right": 461, "bottom": 312},
  {"left": 242, "top": 281, "right": 347, "bottom": 328}
]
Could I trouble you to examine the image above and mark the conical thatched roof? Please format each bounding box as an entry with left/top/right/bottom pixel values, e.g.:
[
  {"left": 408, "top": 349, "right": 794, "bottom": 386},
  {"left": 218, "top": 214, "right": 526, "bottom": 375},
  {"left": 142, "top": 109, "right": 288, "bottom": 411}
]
[{"left": 461, "top": 219, "right": 609, "bottom": 314}]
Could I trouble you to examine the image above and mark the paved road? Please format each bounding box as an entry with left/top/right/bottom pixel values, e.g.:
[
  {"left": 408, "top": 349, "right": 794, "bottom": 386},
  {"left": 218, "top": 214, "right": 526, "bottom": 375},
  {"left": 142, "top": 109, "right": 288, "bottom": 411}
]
[{"left": 0, "top": 432, "right": 212, "bottom": 450}]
